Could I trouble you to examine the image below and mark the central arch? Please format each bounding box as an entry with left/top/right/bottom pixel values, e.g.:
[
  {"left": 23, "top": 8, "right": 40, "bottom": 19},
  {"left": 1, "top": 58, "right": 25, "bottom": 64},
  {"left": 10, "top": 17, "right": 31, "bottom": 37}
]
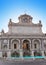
[{"left": 22, "top": 39, "right": 30, "bottom": 57}]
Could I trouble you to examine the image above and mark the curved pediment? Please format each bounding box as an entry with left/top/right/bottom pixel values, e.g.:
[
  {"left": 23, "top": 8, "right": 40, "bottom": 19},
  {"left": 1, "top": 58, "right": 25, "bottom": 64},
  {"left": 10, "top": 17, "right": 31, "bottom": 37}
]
[{"left": 18, "top": 14, "right": 33, "bottom": 24}]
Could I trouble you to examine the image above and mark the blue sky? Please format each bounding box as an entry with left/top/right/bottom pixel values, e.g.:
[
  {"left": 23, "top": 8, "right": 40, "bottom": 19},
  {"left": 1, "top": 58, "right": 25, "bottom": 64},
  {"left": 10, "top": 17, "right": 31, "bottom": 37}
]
[{"left": 0, "top": 0, "right": 46, "bottom": 33}]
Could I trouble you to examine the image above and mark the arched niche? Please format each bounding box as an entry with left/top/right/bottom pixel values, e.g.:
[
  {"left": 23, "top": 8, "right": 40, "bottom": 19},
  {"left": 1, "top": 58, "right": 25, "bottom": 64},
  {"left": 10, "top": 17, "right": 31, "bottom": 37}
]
[{"left": 11, "top": 39, "right": 20, "bottom": 49}]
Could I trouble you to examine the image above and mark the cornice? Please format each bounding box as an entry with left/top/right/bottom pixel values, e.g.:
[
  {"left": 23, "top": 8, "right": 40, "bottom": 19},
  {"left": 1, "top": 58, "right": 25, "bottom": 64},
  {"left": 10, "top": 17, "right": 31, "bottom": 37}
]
[{"left": 8, "top": 22, "right": 42, "bottom": 27}]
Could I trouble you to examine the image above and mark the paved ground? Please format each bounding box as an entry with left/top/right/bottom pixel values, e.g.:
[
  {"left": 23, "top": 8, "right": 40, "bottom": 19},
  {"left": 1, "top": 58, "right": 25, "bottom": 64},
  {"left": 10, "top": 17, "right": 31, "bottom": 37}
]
[{"left": 0, "top": 59, "right": 46, "bottom": 65}]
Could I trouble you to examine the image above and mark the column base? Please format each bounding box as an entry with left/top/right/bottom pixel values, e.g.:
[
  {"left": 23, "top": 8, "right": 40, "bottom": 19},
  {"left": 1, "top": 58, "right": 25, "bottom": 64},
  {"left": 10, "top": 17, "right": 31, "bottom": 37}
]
[
  {"left": 31, "top": 51, "right": 35, "bottom": 60},
  {"left": 20, "top": 49, "right": 24, "bottom": 60},
  {"left": 7, "top": 51, "right": 11, "bottom": 58},
  {"left": 0, "top": 52, "right": 2, "bottom": 57}
]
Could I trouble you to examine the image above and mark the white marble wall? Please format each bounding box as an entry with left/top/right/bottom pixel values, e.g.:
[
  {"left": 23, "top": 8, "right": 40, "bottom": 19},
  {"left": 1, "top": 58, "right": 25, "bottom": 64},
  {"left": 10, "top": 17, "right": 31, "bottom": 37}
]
[{"left": 8, "top": 26, "right": 42, "bottom": 34}]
